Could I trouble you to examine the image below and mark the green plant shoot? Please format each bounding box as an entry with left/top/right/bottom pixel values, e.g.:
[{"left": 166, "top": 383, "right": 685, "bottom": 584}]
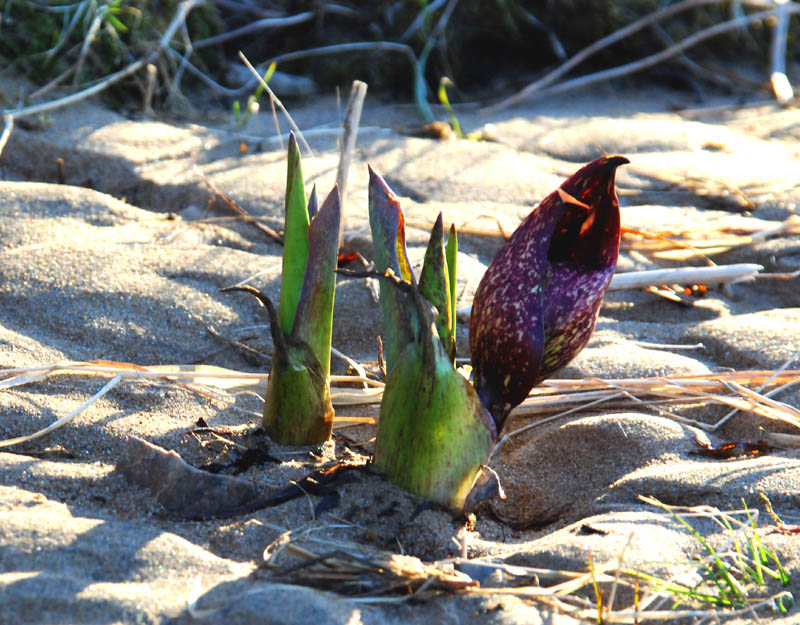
[
  {"left": 279, "top": 132, "right": 310, "bottom": 334},
  {"left": 437, "top": 77, "right": 463, "bottom": 139},
  {"left": 365, "top": 167, "right": 496, "bottom": 510},
  {"left": 234, "top": 62, "right": 276, "bottom": 128},
  {"left": 224, "top": 132, "right": 340, "bottom": 445},
  {"left": 445, "top": 224, "right": 457, "bottom": 342}
]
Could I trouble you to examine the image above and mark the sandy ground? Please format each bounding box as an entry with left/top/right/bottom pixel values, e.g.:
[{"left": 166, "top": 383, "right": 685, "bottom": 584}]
[{"left": 1, "top": 76, "right": 800, "bottom": 624}]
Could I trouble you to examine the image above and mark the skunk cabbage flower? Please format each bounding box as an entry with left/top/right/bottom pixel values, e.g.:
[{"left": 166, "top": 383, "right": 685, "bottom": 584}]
[
  {"left": 224, "top": 133, "right": 341, "bottom": 445},
  {"left": 470, "top": 155, "right": 629, "bottom": 431},
  {"left": 367, "top": 168, "right": 496, "bottom": 511}
]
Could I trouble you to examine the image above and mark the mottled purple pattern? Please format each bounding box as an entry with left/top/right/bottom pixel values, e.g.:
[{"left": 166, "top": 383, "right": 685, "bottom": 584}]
[
  {"left": 539, "top": 261, "right": 613, "bottom": 378},
  {"left": 469, "top": 196, "right": 552, "bottom": 425},
  {"left": 470, "top": 156, "right": 628, "bottom": 430}
]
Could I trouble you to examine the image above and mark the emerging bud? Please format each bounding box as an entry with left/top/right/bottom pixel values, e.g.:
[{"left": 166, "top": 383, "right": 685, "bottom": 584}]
[
  {"left": 365, "top": 168, "right": 496, "bottom": 510},
  {"left": 470, "top": 155, "right": 629, "bottom": 430},
  {"left": 224, "top": 133, "right": 341, "bottom": 445}
]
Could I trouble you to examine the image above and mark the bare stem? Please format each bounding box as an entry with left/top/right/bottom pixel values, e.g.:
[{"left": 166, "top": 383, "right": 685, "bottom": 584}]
[
  {"left": 457, "top": 264, "right": 763, "bottom": 320},
  {"left": 143, "top": 63, "right": 157, "bottom": 116},
  {"left": 770, "top": 0, "right": 794, "bottom": 103},
  {"left": 608, "top": 263, "right": 763, "bottom": 290},
  {"left": 260, "top": 41, "right": 433, "bottom": 121},
  {"left": 0, "top": 115, "right": 14, "bottom": 160},
  {"left": 335, "top": 80, "right": 368, "bottom": 221},
  {"left": 193, "top": 11, "right": 314, "bottom": 48},
  {"left": 220, "top": 285, "right": 286, "bottom": 354},
  {"left": 238, "top": 51, "right": 314, "bottom": 158}
]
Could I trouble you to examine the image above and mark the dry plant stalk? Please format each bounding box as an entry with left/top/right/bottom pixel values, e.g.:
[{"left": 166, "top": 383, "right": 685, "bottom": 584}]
[
  {"left": 335, "top": 80, "right": 368, "bottom": 215},
  {"left": 456, "top": 263, "right": 766, "bottom": 321},
  {"left": 262, "top": 539, "right": 477, "bottom": 599},
  {"left": 249, "top": 498, "right": 791, "bottom": 623},
  {"left": 0, "top": 115, "right": 13, "bottom": 159}
]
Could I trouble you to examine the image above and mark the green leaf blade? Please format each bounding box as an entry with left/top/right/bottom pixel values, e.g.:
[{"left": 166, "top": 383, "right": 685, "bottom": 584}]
[
  {"left": 418, "top": 213, "right": 455, "bottom": 362},
  {"left": 445, "top": 223, "right": 458, "bottom": 342},
  {"left": 368, "top": 166, "right": 417, "bottom": 370},
  {"left": 279, "top": 132, "right": 310, "bottom": 335},
  {"left": 292, "top": 185, "right": 341, "bottom": 377}
]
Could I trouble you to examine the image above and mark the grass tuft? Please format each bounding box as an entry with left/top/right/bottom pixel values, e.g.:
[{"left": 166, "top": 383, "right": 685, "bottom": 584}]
[{"left": 640, "top": 495, "right": 793, "bottom": 615}]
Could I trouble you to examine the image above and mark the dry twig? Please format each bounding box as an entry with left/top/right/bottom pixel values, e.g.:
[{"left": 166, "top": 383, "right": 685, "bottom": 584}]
[
  {"left": 195, "top": 167, "right": 284, "bottom": 244},
  {"left": 238, "top": 51, "right": 314, "bottom": 157},
  {"left": 0, "top": 115, "right": 13, "bottom": 160},
  {"left": 770, "top": 0, "right": 794, "bottom": 103},
  {"left": 456, "top": 263, "right": 764, "bottom": 320},
  {"left": 484, "top": 1, "right": 800, "bottom": 112},
  {"left": 335, "top": 80, "right": 368, "bottom": 219},
  {"left": 193, "top": 11, "right": 314, "bottom": 49}
]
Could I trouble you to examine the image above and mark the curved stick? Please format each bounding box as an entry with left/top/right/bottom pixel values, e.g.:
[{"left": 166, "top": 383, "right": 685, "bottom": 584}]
[{"left": 220, "top": 285, "right": 286, "bottom": 354}]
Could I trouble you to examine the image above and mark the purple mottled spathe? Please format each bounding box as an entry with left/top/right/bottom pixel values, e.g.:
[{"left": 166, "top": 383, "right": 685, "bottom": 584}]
[{"left": 469, "top": 155, "right": 629, "bottom": 430}]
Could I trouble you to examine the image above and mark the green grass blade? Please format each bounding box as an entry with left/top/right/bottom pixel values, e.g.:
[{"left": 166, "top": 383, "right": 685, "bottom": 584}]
[
  {"left": 668, "top": 509, "right": 744, "bottom": 605},
  {"left": 762, "top": 546, "right": 791, "bottom": 585},
  {"left": 105, "top": 13, "right": 128, "bottom": 33},
  {"left": 747, "top": 527, "right": 766, "bottom": 586},
  {"left": 253, "top": 61, "right": 277, "bottom": 101},
  {"left": 279, "top": 132, "right": 310, "bottom": 334},
  {"left": 628, "top": 570, "right": 732, "bottom": 606},
  {"left": 587, "top": 552, "right": 604, "bottom": 624},
  {"left": 775, "top": 592, "right": 794, "bottom": 614}
]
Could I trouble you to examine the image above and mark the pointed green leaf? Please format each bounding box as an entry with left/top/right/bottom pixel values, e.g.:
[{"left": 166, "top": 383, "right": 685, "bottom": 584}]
[
  {"left": 307, "top": 184, "right": 318, "bottom": 221},
  {"left": 279, "top": 132, "right": 310, "bottom": 334},
  {"left": 418, "top": 213, "right": 455, "bottom": 362},
  {"left": 368, "top": 166, "right": 417, "bottom": 371},
  {"left": 367, "top": 167, "right": 413, "bottom": 281},
  {"left": 446, "top": 223, "right": 458, "bottom": 341},
  {"left": 292, "top": 185, "right": 341, "bottom": 377},
  {"left": 252, "top": 61, "right": 277, "bottom": 101},
  {"left": 437, "top": 77, "right": 463, "bottom": 139}
]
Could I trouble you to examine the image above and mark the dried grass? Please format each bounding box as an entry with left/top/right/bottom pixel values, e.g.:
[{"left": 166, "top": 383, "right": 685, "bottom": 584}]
[
  {"left": 2, "top": 360, "right": 798, "bottom": 449},
  {"left": 1, "top": 360, "right": 796, "bottom": 621},
  {"left": 232, "top": 497, "right": 792, "bottom": 622},
  {"left": 621, "top": 215, "right": 800, "bottom": 262}
]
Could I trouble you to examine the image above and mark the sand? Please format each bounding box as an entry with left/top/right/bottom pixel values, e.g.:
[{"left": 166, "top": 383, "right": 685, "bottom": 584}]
[{"left": 1, "top": 78, "right": 799, "bottom": 624}]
